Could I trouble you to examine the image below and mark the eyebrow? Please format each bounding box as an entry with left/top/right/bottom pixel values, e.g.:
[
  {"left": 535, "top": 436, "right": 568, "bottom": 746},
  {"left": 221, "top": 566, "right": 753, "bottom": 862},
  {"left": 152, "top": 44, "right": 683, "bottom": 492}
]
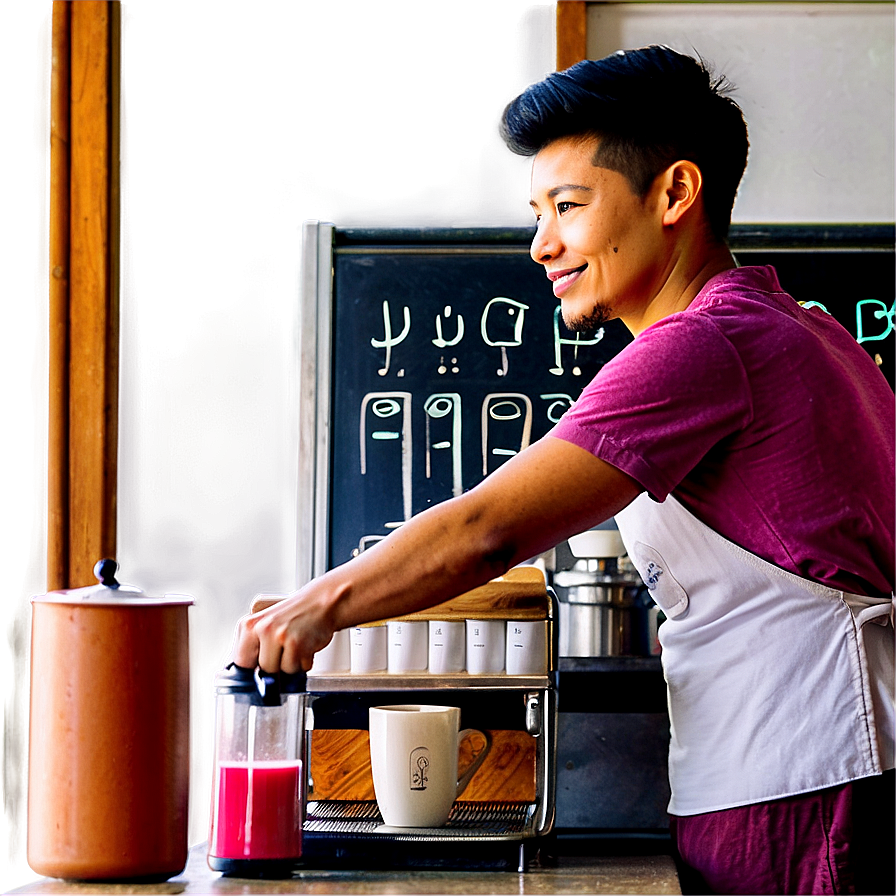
[
  {"left": 529, "top": 183, "right": 594, "bottom": 207},
  {"left": 549, "top": 183, "right": 593, "bottom": 198}
]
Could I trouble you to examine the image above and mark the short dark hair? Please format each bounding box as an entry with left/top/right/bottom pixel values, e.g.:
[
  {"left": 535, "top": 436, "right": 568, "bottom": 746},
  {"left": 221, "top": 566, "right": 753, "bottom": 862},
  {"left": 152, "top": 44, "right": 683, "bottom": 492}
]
[{"left": 500, "top": 46, "right": 749, "bottom": 242}]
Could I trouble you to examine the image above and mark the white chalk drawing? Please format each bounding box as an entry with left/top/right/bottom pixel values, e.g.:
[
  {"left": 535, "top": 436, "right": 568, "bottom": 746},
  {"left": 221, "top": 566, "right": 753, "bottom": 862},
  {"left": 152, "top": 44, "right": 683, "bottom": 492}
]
[
  {"left": 540, "top": 393, "right": 575, "bottom": 423},
  {"left": 437, "top": 355, "right": 460, "bottom": 375},
  {"left": 432, "top": 305, "right": 465, "bottom": 348},
  {"left": 481, "top": 393, "right": 533, "bottom": 475},
  {"left": 480, "top": 297, "right": 528, "bottom": 371},
  {"left": 550, "top": 306, "right": 604, "bottom": 375},
  {"left": 371, "top": 301, "right": 411, "bottom": 376},
  {"left": 352, "top": 534, "right": 387, "bottom": 558},
  {"left": 359, "top": 391, "right": 412, "bottom": 525},
  {"left": 856, "top": 299, "right": 895, "bottom": 344},
  {"left": 424, "top": 393, "right": 463, "bottom": 497}
]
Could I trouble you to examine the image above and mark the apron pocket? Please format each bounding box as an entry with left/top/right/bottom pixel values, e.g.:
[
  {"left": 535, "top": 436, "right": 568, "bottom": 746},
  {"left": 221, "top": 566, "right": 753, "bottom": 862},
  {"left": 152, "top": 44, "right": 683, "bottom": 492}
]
[{"left": 629, "top": 542, "right": 689, "bottom": 619}]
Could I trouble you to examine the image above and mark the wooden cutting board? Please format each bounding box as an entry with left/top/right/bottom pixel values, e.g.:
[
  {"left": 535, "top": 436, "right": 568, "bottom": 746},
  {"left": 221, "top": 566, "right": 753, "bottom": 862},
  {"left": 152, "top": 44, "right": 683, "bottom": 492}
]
[{"left": 309, "top": 728, "right": 536, "bottom": 802}]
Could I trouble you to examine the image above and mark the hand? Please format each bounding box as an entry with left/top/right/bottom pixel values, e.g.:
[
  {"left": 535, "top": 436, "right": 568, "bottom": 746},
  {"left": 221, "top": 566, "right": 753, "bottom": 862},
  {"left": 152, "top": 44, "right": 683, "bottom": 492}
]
[{"left": 231, "top": 584, "right": 338, "bottom": 674}]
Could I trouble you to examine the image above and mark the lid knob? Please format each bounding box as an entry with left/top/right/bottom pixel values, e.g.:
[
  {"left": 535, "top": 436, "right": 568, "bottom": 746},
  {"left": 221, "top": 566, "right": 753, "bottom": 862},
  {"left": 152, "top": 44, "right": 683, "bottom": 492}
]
[{"left": 93, "top": 558, "right": 120, "bottom": 589}]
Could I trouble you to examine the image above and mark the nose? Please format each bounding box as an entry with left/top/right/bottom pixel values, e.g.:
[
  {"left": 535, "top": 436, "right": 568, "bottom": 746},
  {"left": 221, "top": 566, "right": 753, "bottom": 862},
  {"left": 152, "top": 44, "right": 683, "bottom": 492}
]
[{"left": 530, "top": 217, "right": 560, "bottom": 265}]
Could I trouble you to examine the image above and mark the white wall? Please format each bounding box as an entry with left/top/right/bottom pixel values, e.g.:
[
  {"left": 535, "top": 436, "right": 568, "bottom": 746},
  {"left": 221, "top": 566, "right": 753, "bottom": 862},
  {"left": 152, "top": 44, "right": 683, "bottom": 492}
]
[{"left": 587, "top": 1, "right": 896, "bottom": 223}]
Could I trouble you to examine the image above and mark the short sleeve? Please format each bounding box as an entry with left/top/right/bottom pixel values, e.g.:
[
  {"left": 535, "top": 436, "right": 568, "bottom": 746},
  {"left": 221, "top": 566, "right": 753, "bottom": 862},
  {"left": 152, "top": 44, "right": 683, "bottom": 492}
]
[{"left": 550, "top": 314, "right": 753, "bottom": 500}]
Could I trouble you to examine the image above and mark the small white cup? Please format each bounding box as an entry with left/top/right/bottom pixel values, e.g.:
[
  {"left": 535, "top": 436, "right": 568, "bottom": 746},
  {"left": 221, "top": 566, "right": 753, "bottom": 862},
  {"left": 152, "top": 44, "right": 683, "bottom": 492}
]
[
  {"left": 428, "top": 620, "right": 465, "bottom": 674},
  {"left": 368, "top": 705, "right": 491, "bottom": 828},
  {"left": 505, "top": 620, "right": 548, "bottom": 675},
  {"left": 387, "top": 620, "right": 428, "bottom": 673},
  {"left": 465, "top": 619, "right": 505, "bottom": 674},
  {"left": 350, "top": 624, "right": 387, "bottom": 673},
  {"left": 310, "top": 628, "right": 351, "bottom": 673}
]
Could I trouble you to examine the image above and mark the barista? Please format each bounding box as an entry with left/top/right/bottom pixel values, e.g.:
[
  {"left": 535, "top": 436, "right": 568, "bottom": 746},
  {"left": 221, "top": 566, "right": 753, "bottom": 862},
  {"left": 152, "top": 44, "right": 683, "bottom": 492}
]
[{"left": 233, "top": 47, "right": 895, "bottom": 895}]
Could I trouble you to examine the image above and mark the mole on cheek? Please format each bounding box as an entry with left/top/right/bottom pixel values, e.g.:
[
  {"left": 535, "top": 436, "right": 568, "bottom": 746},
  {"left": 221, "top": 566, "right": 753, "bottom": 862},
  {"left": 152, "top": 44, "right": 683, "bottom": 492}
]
[{"left": 613, "top": 247, "right": 619, "bottom": 253}]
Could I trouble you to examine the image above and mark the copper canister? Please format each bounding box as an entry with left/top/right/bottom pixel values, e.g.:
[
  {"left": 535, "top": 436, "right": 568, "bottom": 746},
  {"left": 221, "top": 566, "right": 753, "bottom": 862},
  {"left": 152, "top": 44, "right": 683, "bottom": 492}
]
[{"left": 27, "top": 560, "right": 192, "bottom": 881}]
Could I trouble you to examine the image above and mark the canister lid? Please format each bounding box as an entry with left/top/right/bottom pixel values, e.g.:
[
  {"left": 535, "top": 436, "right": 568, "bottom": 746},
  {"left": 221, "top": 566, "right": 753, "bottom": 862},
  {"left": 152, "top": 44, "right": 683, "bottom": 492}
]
[
  {"left": 32, "top": 559, "right": 193, "bottom": 607},
  {"left": 216, "top": 663, "right": 307, "bottom": 704}
]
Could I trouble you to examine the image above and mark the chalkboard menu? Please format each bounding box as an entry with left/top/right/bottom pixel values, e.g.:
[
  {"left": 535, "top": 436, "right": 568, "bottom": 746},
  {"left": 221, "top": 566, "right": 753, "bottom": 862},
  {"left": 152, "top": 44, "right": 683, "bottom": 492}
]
[{"left": 299, "top": 224, "right": 894, "bottom": 576}]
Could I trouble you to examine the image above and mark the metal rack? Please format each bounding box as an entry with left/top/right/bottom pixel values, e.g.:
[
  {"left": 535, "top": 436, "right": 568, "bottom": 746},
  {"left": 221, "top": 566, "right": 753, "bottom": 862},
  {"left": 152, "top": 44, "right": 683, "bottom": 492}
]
[{"left": 302, "top": 668, "right": 557, "bottom": 870}]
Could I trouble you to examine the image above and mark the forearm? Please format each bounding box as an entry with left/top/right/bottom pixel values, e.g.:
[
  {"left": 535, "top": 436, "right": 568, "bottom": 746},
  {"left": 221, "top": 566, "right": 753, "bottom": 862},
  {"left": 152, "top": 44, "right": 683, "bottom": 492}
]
[
  {"left": 322, "top": 490, "right": 528, "bottom": 631},
  {"left": 234, "top": 437, "right": 640, "bottom": 672}
]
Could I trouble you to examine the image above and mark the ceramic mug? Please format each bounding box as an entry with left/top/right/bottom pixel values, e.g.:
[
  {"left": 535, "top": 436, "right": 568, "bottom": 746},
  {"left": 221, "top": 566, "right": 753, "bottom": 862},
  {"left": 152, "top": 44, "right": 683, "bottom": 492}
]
[{"left": 368, "top": 705, "right": 491, "bottom": 827}]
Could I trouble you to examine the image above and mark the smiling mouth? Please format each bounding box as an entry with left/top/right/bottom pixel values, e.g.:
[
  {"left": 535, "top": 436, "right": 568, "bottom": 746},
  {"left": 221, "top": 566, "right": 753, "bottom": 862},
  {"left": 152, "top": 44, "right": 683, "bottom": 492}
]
[{"left": 548, "top": 264, "right": 587, "bottom": 295}]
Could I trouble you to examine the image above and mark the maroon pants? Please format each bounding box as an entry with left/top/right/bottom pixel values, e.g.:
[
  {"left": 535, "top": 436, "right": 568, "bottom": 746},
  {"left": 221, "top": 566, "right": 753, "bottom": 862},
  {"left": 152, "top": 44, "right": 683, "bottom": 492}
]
[{"left": 670, "top": 771, "right": 895, "bottom": 895}]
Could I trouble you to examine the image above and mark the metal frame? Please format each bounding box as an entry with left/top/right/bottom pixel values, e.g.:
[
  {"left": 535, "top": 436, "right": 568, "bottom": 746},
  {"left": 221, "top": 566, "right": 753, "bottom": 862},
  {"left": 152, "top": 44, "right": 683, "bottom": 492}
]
[{"left": 298, "top": 220, "right": 336, "bottom": 583}]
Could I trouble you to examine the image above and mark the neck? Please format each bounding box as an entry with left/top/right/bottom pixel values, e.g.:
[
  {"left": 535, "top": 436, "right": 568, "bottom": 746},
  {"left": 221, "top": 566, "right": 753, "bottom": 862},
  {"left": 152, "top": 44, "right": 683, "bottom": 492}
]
[{"left": 622, "top": 240, "right": 736, "bottom": 336}]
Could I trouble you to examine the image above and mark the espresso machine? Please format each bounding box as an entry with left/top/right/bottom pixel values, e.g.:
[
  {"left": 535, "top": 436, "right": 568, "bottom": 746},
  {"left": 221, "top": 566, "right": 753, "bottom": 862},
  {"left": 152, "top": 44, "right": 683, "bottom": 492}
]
[{"left": 247, "top": 567, "right": 558, "bottom": 872}]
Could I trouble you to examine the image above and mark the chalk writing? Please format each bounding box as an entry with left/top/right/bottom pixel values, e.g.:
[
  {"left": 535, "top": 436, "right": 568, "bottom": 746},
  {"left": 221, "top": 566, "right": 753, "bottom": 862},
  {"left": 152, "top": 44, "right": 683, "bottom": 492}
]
[
  {"left": 550, "top": 306, "right": 605, "bottom": 376},
  {"left": 540, "top": 393, "right": 575, "bottom": 423},
  {"left": 433, "top": 305, "right": 465, "bottom": 348},
  {"left": 481, "top": 297, "right": 529, "bottom": 376},
  {"left": 359, "top": 391, "right": 412, "bottom": 526},
  {"left": 856, "top": 299, "right": 895, "bottom": 344},
  {"left": 481, "top": 393, "right": 533, "bottom": 475},
  {"left": 424, "top": 393, "right": 462, "bottom": 497},
  {"left": 371, "top": 301, "right": 411, "bottom": 376}
]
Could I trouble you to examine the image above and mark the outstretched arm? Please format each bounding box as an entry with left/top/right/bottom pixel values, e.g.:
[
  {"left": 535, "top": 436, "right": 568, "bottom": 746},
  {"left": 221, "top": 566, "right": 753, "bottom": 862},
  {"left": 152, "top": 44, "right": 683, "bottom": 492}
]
[{"left": 232, "top": 435, "right": 640, "bottom": 673}]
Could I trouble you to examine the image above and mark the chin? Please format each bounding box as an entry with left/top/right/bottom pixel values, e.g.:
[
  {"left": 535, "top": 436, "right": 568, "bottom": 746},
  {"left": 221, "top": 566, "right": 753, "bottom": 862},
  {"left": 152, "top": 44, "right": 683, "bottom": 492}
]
[{"left": 562, "top": 300, "right": 613, "bottom": 333}]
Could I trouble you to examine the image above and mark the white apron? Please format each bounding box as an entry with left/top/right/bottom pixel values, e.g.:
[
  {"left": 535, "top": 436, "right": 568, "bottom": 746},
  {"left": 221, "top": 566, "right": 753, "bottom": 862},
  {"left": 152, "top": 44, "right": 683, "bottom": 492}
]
[{"left": 614, "top": 493, "right": 895, "bottom": 816}]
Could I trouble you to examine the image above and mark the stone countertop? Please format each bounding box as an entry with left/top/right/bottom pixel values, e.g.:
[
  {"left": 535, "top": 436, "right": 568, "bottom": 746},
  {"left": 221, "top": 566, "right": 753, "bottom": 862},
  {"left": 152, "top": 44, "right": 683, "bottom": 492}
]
[{"left": 8, "top": 844, "right": 681, "bottom": 895}]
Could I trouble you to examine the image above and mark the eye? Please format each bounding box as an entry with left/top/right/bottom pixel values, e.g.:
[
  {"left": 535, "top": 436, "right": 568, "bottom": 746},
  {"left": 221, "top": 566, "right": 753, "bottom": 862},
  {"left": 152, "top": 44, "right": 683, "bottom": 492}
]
[{"left": 557, "top": 201, "right": 579, "bottom": 215}]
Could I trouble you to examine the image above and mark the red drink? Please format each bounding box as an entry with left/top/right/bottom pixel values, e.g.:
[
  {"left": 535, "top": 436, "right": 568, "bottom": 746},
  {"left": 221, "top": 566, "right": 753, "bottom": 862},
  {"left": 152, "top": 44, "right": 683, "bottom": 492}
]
[{"left": 211, "top": 760, "right": 303, "bottom": 859}]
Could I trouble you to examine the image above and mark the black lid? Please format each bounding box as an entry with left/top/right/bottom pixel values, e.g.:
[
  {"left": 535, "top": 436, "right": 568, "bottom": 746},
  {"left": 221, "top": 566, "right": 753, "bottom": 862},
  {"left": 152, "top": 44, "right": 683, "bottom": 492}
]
[{"left": 215, "top": 663, "right": 307, "bottom": 705}]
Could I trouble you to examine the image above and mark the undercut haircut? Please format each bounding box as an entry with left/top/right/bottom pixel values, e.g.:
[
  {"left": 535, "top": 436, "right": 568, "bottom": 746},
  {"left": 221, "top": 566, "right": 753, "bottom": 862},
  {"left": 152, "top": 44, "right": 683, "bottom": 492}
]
[{"left": 500, "top": 46, "right": 749, "bottom": 242}]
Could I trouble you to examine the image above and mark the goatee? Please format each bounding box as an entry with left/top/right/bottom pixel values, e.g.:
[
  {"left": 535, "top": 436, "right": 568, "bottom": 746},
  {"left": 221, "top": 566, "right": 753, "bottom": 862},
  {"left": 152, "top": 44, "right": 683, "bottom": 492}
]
[{"left": 562, "top": 303, "right": 612, "bottom": 336}]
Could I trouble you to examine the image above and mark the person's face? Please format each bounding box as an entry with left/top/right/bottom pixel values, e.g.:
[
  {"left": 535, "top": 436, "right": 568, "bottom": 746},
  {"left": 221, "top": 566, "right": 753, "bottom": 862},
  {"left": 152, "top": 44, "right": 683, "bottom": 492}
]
[{"left": 529, "top": 135, "right": 668, "bottom": 333}]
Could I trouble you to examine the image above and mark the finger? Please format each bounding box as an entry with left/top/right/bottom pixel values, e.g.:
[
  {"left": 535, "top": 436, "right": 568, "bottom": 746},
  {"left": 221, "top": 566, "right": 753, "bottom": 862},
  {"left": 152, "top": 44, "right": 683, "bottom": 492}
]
[
  {"left": 257, "top": 626, "right": 284, "bottom": 675},
  {"left": 279, "top": 640, "right": 312, "bottom": 675},
  {"left": 231, "top": 614, "right": 261, "bottom": 669}
]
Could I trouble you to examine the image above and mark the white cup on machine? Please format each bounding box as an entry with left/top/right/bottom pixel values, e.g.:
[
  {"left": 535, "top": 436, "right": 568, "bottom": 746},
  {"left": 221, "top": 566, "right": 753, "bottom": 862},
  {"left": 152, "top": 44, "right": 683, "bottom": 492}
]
[
  {"left": 350, "top": 623, "right": 387, "bottom": 673},
  {"left": 387, "top": 620, "right": 428, "bottom": 673},
  {"left": 368, "top": 705, "right": 491, "bottom": 827},
  {"left": 465, "top": 619, "right": 505, "bottom": 674},
  {"left": 310, "top": 628, "right": 351, "bottom": 673},
  {"left": 505, "top": 620, "right": 548, "bottom": 675},
  {"left": 428, "top": 620, "right": 465, "bottom": 674}
]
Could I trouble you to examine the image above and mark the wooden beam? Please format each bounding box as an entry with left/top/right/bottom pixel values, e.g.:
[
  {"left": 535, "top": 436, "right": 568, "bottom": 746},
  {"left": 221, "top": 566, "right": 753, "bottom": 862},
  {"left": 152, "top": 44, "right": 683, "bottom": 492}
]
[
  {"left": 556, "top": 1, "right": 588, "bottom": 71},
  {"left": 68, "top": 0, "right": 120, "bottom": 587},
  {"left": 48, "top": 1, "right": 72, "bottom": 591}
]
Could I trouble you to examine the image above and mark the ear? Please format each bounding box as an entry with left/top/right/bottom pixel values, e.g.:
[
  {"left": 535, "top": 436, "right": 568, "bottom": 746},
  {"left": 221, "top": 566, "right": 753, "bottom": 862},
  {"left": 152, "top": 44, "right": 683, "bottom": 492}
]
[{"left": 659, "top": 161, "right": 703, "bottom": 228}]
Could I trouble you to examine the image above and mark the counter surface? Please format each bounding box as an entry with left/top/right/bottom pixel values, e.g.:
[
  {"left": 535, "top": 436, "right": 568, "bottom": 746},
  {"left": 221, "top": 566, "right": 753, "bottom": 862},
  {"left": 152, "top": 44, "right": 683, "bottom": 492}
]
[{"left": 9, "top": 843, "right": 681, "bottom": 895}]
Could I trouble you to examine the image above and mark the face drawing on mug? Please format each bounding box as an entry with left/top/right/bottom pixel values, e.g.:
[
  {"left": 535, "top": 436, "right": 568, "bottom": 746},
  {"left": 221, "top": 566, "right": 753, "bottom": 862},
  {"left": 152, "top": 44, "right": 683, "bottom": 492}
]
[{"left": 410, "top": 747, "right": 430, "bottom": 791}]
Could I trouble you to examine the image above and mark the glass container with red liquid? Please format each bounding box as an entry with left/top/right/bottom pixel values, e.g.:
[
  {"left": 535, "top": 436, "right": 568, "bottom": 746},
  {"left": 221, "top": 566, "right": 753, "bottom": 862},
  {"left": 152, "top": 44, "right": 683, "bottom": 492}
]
[{"left": 207, "top": 664, "right": 308, "bottom": 878}]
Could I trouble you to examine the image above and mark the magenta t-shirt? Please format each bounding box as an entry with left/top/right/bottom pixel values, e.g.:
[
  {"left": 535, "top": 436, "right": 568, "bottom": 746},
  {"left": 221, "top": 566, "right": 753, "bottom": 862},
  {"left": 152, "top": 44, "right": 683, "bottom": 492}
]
[{"left": 550, "top": 265, "right": 894, "bottom": 598}]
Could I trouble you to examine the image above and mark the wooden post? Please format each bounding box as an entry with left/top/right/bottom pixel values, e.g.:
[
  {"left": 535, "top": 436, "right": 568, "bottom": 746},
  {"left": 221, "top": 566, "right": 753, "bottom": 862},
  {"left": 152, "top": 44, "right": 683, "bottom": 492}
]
[
  {"left": 556, "top": 1, "right": 588, "bottom": 71},
  {"left": 68, "top": 0, "right": 120, "bottom": 587},
  {"left": 48, "top": 1, "right": 72, "bottom": 592}
]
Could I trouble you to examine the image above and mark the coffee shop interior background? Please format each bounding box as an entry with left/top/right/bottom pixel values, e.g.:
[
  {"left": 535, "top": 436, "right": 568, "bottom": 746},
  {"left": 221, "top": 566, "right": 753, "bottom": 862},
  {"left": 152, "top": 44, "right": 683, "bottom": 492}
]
[{"left": 2, "top": 0, "right": 893, "bottom": 888}]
